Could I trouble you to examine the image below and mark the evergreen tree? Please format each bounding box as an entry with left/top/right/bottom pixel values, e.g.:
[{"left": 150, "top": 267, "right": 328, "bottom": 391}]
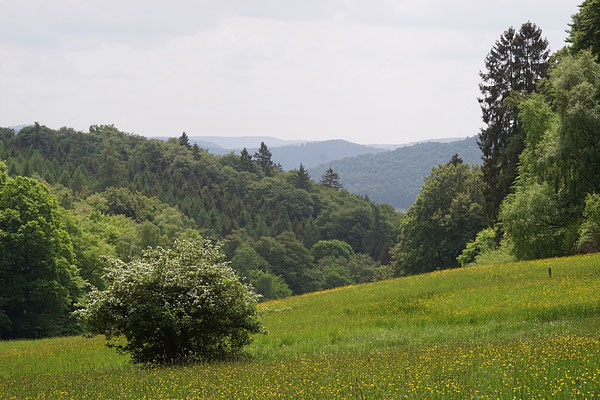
[
  {"left": 179, "top": 132, "right": 191, "bottom": 149},
  {"left": 240, "top": 148, "right": 254, "bottom": 172},
  {"left": 320, "top": 167, "right": 343, "bottom": 190},
  {"left": 478, "top": 22, "right": 549, "bottom": 222},
  {"left": 568, "top": 0, "right": 600, "bottom": 60},
  {"left": 292, "top": 164, "right": 310, "bottom": 190},
  {"left": 192, "top": 143, "right": 201, "bottom": 160},
  {"left": 71, "top": 166, "right": 86, "bottom": 193},
  {"left": 254, "top": 142, "right": 273, "bottom": 175},
  {"left": 448, "top": 154, "right": 463, "bottom": 166}
]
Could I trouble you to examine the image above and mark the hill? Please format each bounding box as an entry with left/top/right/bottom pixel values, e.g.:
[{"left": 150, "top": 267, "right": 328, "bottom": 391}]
[
  {"left": 309, "top": 136, "right": 481, "bottom": 209},
  {"left": 2, "top": 254, "right": 600, "bottom": 398},
  {"left": 258, "top": 139, "right": 388, "bottom": 170}
]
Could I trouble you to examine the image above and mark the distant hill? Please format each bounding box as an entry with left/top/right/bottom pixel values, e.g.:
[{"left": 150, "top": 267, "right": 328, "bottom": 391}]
[
  {"left": 309, "top": 137, "right": 481, "bottom": 210},
  {"left": 254, "top": 140, "right": 388, "bottom": 170},
  {"left": 190, "top": 136, "right": 307, "bottom": 150}
]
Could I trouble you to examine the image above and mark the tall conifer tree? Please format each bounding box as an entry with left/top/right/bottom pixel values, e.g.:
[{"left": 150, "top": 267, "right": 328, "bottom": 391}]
[
  {"left": 254, "top": 142, "right": 273, "bottom": 175},
  {"left": 292, "top": 164, "right": 310, "bottom": 190},
  {"left": 240, "top": 148, "right": 254, "bottom": 172},
  {"left": 320, "top": 167, "right": 343, "bottom": 190},
  {"left": 179, "top": 132, "right": 191, "bottom": 149},
  {"left": 568, "top": 0, "right": 600, "bottom": 60},
  {"left": 478, "top": 22, "right": 549, "bottom": 221}
]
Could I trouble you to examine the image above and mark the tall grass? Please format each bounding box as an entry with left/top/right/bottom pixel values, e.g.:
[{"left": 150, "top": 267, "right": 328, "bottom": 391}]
[{"left": 2, "top": 254, "right": 600, "bottom": 398}]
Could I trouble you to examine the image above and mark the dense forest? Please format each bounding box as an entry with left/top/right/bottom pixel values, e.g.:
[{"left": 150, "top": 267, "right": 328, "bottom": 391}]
[
  {"left": 0, "top": 126, "right": 398, "bottom": 338},
  {"left": 309, "top": 137, "right": 481, "bottom": 209},
  {"left": 3, "top": 0, "right": 600, "bottom": 343}
]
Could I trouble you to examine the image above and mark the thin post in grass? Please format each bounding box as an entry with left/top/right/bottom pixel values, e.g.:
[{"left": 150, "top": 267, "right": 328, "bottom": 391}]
[{"left": 548, "top": 267, "right": 552, "bottom": 278}]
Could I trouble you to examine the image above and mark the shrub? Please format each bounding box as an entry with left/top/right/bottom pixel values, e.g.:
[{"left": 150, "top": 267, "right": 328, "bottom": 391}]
[
  {"left": 76, "top": 239, "right": 263, "bottom": 364},
  {"left": 457, "top": 228, "right": 497, "bottom": 267},
  {"left": 249, "top": 269, "right": 292, "bottom": 301},
  {"left": 577, "top": 193, "right": 600, "bottom": 253}
]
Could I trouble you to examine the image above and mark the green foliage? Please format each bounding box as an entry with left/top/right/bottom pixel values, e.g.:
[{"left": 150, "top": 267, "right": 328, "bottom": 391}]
[
  {"left": 291, "top": 163, "right": 310, "bottom": 190},
  {"left": 501, "top": 183, "right": 574, "bottom": 260},
  {"left": 568, "top": 0, "right": 600, "bottom": 60},
  {"left": 0, "top": 123, "right": 399, "bottom": 298},
  {"left": 502, "top": 51, "right": 600, "bottom": 260},
  {"left": 478, "top": 22, "right": 549, "bottom": 222},
  {"left": 469, "top": 241, "right": 515, "bottom": 267},
  {"left": 391, "top": 162, "right": 486, "bottom": 275},
  {"left": 239, "top": 148, "right": 254, "bottom": 172},
  {"left": 311, "top": 239, "right": 354, "bottom": 262},
  {"left": 230, "top": 242, "right": 267, "bottom": 279},
  {"left": 0, "top": 161, "right": 7, "bottom": 186},
  {"left": 249, "top": 269, "right": 292, "bottom": 301},
  {"left": 77, "top": 239, "right": 263, "bottom": 364},
  {"left": 576, "top": 193, "right": 600, "bottom": 253},
  {"left": 0, "top": 176, "right": 83, "bottom": 338},
  {"left": 178, "top": 132, "right": 191, "bottom": 149},
  {"left": 254, "top": 142, "right": 273, "bottom": 175},
  {"left": 309, "top": 137, "right": 481, "bottom": 210},
  {"left": 254, "top": 232, "right": 318, "bottom": 294},
  {"left": 320, "top": 167, "right": 343, "bottom": 190},
  {"left": 457, "top": 227, "right": 497, "bottom": 267}
]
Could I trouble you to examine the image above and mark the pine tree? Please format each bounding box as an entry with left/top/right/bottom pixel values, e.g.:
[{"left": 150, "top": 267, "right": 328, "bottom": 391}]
[
  {"left": 292, "top": 164, "right": 310, "bottom": 190},
  {"left": 179, "top": 132, "right": 191, "bottom": 149},
  {"left": 320, "top": 167, "right": 343, "bottom": 190},
  {"left": 254, "top": 142, "right": 273, "bottom": 175},
  {"left": 478, "top": 22, "right": 549, "bottom": 222},
  {"left": 240, "top": 148, "right": 254, "bottom": 172}
]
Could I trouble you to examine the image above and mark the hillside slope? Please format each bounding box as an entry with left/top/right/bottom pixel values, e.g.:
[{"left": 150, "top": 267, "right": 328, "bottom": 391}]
[
  {"left": 309, "top": 136, "right": 481, "bottom": 209},
  {"left": 2, "top": 254, "right": 600, "bottom": 398}
]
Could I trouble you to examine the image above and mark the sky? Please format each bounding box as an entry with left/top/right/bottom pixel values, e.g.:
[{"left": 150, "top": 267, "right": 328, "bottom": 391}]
[{"left": 0, "top": 1, "right": 581, "bottom": 144}]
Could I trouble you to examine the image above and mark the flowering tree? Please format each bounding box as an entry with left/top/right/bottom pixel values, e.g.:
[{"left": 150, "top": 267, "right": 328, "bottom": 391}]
[{"left": 77, "top": 239, "right": 263, "bottom": 364}]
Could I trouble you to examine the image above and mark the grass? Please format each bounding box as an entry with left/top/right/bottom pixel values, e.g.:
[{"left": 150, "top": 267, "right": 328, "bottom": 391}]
[{"left": 2, "top": 254, "right": 600, "bottom": 398}]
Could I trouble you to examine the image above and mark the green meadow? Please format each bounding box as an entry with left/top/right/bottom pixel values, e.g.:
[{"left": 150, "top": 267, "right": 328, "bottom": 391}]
[{"left": 2, "top": 254, "right": 600, "bottom": 399}]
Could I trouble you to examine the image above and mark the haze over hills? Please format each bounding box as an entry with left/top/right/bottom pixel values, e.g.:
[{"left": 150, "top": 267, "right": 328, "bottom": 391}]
[
  {"left": 152, "top": 135, "right": 393, "bottom": 169},
  {"left": 309, "top": 136, "right": 481, "bottom": 210}
]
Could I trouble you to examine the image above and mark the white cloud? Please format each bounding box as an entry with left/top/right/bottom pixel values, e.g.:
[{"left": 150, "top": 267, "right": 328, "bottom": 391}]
[{"left": 0, "top": 0, "right": 581, "bottom": 144}]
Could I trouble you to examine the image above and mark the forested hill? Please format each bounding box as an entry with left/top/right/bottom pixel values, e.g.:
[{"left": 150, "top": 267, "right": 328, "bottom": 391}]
[
  {"left": 154, "top": 136, "right": 390, "bottom": 170},
  {"left": 258, "top": 140, "right": 388, "bottom": 170},
  {"left": 309, "top": 137, "right": 481, "bottom": 209},
  {"left": 0, "top": 124, "right": 399, "bottom": 296}
]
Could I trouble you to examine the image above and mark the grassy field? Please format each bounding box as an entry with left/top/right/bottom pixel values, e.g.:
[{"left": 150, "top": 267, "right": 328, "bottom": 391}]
[{"left": 2, "top": 254, "right": 600, "bottom": 398}]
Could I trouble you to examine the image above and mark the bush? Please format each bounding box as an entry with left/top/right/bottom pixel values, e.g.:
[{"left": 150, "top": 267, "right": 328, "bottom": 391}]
[
  {"left": 577, "top": 193, "right": 600, "bottom": 253},
  {"left": 76, "top": 239, "right": 263, "bottom": 364},
  {"left": 249, "top": 269, "right": 292, "bottom": 301},
  {"left": 457, "top": 228, "right": 497, "bottom": 267}
]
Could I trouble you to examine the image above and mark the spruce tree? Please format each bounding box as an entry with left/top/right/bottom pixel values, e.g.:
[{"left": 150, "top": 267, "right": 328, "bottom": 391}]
[
  {"left": 292, "top": 164, "right": 310, "bottom": 190},
  {"left": 568, "top": 0, "right": 600, "bottom": 60},
  {"left": 254, "top": 142, "right": 273, "bottom": 175},
  {"left": 478, "top": 22, "right": 549, "bottom": 222},
  {"left": 179, "top": 132, "right": 191, "bottom": 149},
  {"left": 240, "top": 148, "right": 253, "bottom": 172},
  {"left": 320, "top": 167, "right": 343, "bottom": 190}
]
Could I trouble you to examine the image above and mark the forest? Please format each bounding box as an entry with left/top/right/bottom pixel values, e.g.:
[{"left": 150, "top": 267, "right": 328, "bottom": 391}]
[{"left": 2, "top": 0, "right": 600, "bottom": 347}]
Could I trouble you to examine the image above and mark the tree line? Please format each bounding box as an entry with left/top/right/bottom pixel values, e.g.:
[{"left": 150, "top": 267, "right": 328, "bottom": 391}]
[
  {"left": 0, "top": 125, "right": 397, "bottom": 339},
  {"left": 391, "top": 1, "right": 600, "bottom": 274}
]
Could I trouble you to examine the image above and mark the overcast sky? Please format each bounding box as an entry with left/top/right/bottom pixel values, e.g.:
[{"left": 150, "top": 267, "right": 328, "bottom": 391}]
[{"left": 0, "top": 1, "right": 580, "bottom": 144}]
